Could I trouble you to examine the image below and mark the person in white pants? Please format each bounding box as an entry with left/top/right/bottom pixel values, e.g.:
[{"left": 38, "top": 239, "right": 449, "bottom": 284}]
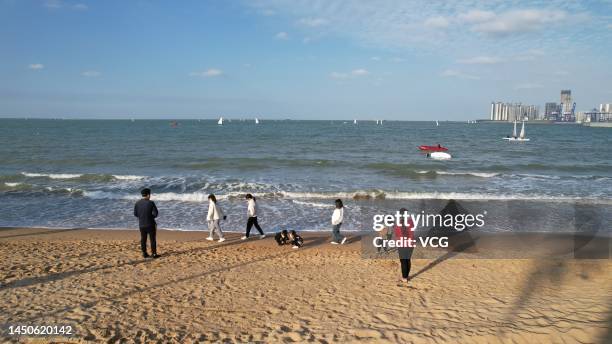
[{"left": 206, "top": 194, "right": 226, "bottom": 242}]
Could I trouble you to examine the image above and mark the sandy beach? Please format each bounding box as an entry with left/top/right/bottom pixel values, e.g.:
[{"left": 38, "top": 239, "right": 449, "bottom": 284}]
[{"left": 1, "top": 227, "right": 610, "bottom": 343}]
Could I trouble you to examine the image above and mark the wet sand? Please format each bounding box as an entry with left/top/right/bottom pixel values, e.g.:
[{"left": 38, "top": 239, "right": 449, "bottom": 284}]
[{"left": 1, "top": 227, "right": 611, "bottom": 343}]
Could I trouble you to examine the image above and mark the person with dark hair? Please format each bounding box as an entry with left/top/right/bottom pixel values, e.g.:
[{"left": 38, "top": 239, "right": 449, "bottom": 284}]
[
  {"left": 241, "top": 194, "right": 266, "bottom": 240},
  {"left": 330, "top": 199, "right": 347, "bottom": 245},
  {"left": 289, "top": 230, "right": 304, "bottom": 249},
  {"left": 274, "top": 230, "right": 289, "bottom": 245},
  {"left": 206, "top": 194, "right": 226, "bottom": 242},
  {"left": 395, "top": 208, "right": 415, "bottom": 283},
  {"left": 133, "top": 188, "right": 160, "bottom": 258}
]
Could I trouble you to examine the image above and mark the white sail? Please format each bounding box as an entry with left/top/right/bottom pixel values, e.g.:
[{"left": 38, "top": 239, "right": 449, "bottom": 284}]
[
  {"left": 354, "top": 119, "right": 357, "bottom": 124},
  {"left": 255, "top": 118, "right": 259, "bottom": 124},
  {"left": 512, "top": 121, "right": 517, "bottom": 137},
  {"left": 436, "top": 120, "right": 439, "bottom": 126},
  {"left": 218, "top": 117, "right": 223, "bottom": 125},
  {"left": 519, "top": 121, "right": 525, "bottom": 139}
]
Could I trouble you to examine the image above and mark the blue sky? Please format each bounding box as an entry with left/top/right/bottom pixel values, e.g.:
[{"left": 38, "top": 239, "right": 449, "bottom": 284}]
[{"left": 1, "top": 0, "right": 611, "bottom": 120}]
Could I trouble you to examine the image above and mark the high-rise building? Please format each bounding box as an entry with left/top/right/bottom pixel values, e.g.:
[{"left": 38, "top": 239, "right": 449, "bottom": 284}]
[
  {"left": 545, "top": 102, "right": 561, "bottom": 120},
  {"left": 600, "top": 103, "right": 612, "bottom": 113},
  {"left": 560, "top": 89, "right": 573, "bottom": 115},
  {"left": 489, "top": 102, "right": 539, "bottom": 121}
]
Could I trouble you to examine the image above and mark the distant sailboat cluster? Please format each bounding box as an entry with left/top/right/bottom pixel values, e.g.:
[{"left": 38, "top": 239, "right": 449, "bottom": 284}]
[{"left": 218, "top": 116, "right": 259, "bottom": 125}]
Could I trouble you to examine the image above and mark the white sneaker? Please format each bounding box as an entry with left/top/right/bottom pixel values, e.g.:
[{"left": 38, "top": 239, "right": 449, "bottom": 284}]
[
  {"left": 330, "top": 241, "right": 339, "bottom": 245},
  {"left": 292, "top": 245, "right": 299, "bottom": 249},
  {"left": 218, "top": 238, "right": 226, "bottom": 242},
  {"left": 260, "top": 234, "right": 266, "bottom": 239},
  {"left": 206, "top": 237, "right": 214, "bottom": 241},
  {"left": 341, "top": 238, "right": 347, "bottom": 245},
  {"left": 241, "top": 236, "right": 248, "bottom": 240}
]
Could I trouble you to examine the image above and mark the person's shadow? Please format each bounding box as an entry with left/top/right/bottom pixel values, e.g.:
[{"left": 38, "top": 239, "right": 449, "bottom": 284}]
[{"left": 408, "top": 200, "right": 479, "bottom": 281}]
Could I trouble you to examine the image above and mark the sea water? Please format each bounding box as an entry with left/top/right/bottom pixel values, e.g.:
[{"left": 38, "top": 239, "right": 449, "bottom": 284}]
[{"left": 0, "top": 119, "right": 610, "bottom": 233}]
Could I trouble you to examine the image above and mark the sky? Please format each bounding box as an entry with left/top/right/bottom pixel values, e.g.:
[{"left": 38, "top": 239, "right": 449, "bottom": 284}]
[{"left": 1, "top": 0, "right": 611, "bottom": 120}]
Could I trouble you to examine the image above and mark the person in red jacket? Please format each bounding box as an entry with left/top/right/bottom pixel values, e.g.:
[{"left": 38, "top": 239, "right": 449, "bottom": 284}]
[{"left": 394, "top": 208, "right": 415, "bottom": 283}]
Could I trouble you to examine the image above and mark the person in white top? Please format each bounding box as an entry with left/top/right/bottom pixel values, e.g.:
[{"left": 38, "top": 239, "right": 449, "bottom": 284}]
[
  {"left": 206, "top": 194, "right": 226, "bottom": 242},
  {"left": 241, "top": 194, "right": 266, "bottom": 240},
  {"left": 331, "top": 199, "right": 347, "bottom": 244}
]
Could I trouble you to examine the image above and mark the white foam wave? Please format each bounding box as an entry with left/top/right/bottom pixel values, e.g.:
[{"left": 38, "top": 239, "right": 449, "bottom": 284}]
[
  {"left": 112, "top": 175, "right": 146, "bottom": 180},
  {"left": 22, "top": 172, "right": 82, "bottom": 179},
  {"left": 291, "top": 200, "right": 331, "bottom": 208},
  {"left": 436, "top": 171, "right": 499, "bottom": 178},
  {"left": 80, "top": 189, "right": 611, "bottom": 204},
  {"left": 4, "top": 182, "right": 22, "bottom": 187}
]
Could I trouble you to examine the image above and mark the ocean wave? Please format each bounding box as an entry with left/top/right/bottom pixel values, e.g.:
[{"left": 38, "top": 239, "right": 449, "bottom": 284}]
[
  {"left": 22, "top": 172, "right": 83, "bottom": 179},
  {"left": 78, "top": 188, "right": 611, "bottom": 203},
  {"left": 4, "top": 182, "right": 22, "bottom": 187},
  {"left": 291, "top": 200, "right": 332, "bottom": 208},
  {"left": 20, "top": 172, "right": 146, "bottom": 182},
  {"left": 112, "top": 175, "right": 146, "bottom": 180},
  {"left": 425, "top": 171, "right": 500, "bottom": 178}
]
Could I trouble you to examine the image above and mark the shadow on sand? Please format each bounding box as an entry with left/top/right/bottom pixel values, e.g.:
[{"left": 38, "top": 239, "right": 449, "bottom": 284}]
[{"left": 9, "top": 235, "right": 329, "bottom": 324}]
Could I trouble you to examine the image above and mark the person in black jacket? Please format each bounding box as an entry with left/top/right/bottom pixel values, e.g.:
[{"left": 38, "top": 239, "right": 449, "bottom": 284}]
[{"left": 134, "top": 188, "right": 160, "bottom": 258}]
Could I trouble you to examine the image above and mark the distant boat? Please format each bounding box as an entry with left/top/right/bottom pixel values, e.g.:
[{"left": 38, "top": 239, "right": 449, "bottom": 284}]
[
  {"left": 428, "top": 151, "right": 452, "bottom": 160},
  {"left": 436, "top": 120, "right": 439, "bottom": 126},
  {"left": 218, "top": 117, "right": 223, "bottom": 125},
  {"left": 255, "top": 118, "right": 260, "bottom": 124},
  {"left": 354, "top": 119, "right": 357, "bottom": 124},
  {"left": 503, "top": 121, "right": 530, "bottom": 141}
]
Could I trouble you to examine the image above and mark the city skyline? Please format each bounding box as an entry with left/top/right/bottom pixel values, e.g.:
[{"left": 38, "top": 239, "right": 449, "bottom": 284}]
[{"left": 1, "top": 0, "right": 612, "bottom": 120}]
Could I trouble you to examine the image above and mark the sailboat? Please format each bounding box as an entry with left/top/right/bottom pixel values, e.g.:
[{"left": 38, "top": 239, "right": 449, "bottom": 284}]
[
  {"left": 503, "top": 121, "right": 530, "bottom": 141},
  {"left": 218, "top": 117, "right": 223, "bottom": 125},
  {"left": 436, "top": 120, "right": 439, "bottom": 126},
  {"left": 354, "top": 119, "right": 357, "bottom": 125},
  {"left": 255, "top": 118, "right": 260, "bottom": 124}
]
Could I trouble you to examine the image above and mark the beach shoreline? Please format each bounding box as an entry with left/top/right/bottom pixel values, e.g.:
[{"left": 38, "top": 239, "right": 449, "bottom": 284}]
[{"left": 1, "top": 227, "right": 610, "bottom": 343}]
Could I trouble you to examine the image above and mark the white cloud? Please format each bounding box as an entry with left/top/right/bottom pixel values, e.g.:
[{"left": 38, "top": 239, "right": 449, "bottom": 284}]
[
  {"left": 424, "top": 16, "right": 450, "bottom": 29},
  {"left": 514, "top": 83, "right": 543, "bottom": 90},
  {"left": 330, "top": 68, "right": 370, "bottom": 79},
  {"left": 514, "top": 49, "right": 545, "bottom": 61},
  {"left": 28, "top": 64, "right": 44, "bottom": 70},
  {"left": 249, "top": 1, "right": 600, "bottom": 54},
  {"left": 469, "top": 9, "right": 568, "bottom": 36},
  {"left": 275, "top": 31, "right": 289, "bottom": 40},
  {"left": 440, "top": 69, "right": 479, "bottom": 80},
  {"left": 189, "top": 69, "right": 224, "bottom": 78},
  {"left": 81, "top": 70, "right": 101, "bottom": 77},
  {"left": 390, "top": 57, "right": 406, "bottom": 63},
  {"left": 607, "top": 23, "right": 612, "bottom": 29},
  {"left": 351, "top": 69, "right": 369, "bottom": 76},
  {"left": 370, "top": 56, "right": 381, "bottom": 61},
  {"left": 297, "top": 17, "right": 328, "bottom": 27},
  {"left": 457, "top": 56, "right": 503, "bottom": 64}
]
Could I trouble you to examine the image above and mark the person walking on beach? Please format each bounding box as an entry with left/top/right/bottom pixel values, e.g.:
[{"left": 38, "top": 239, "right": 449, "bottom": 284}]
[
  {"left": 395, "top": 208, "right": 415, "bottom": 283},
  {"left": 331, "top": 199, "right": 347, "bottom": 245},
  {"left": 134, "top": 188, "right": 160, "bottom": 259},
  {"left": 242, "top": 194, "right": 266, "bottom": 240},
  {"left": 206, "top": 194, "right": 226, "bottom": 242}
]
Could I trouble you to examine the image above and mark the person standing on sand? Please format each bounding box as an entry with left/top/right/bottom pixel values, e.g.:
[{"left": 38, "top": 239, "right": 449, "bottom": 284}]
[
  {"left": 241, "top": 194, "right": 266, "bottom": 240},
  {"left": 134, "top": 188, "right": 160, "bottom": 259},
  {"left": 395, "top": 208, "right": 415, "bottom": 283},
  {"left": 206, "top": 194, "right": 226, "bottom": 242},
  {"left": 330, "top": 199, "right": 347, "bottom": 245}
]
